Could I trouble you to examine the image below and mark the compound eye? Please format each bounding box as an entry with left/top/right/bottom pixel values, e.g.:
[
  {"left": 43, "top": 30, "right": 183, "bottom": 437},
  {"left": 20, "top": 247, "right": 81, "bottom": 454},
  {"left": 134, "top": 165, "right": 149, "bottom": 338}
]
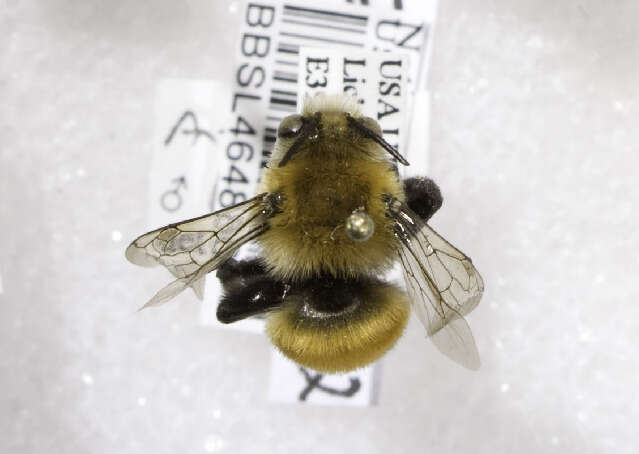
[
  {"left": 359, "top": 116, "right": 382, "bottom": 137},
  {"left": 277, "top": 114, "right": 304, "bottom": 139}
]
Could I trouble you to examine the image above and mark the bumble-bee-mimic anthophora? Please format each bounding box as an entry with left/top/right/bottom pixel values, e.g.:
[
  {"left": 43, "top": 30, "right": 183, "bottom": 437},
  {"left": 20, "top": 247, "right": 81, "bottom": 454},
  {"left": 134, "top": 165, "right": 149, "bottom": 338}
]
[{"left": 126, "top": 94, "right": 484, "bottom": 372}]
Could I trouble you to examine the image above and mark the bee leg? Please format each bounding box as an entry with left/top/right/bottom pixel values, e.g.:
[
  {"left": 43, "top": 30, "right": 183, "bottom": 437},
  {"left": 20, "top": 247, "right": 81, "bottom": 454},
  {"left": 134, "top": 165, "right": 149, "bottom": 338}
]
[
  {"left": 216, "top": 258, "right": 267, "bottom": 288},
  {"left": 216, "top": 274, "right": 287, "bottom": 324},
  {"left": 403, "top": 176, "right": 443, "bottom": 221}
]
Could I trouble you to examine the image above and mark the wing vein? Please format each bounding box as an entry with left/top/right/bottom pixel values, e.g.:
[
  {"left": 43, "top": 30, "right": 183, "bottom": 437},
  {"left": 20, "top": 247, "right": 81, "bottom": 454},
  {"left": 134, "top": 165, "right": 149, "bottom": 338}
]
[
  {"left": 385, "top": 195, "right": 483, "bottom": 369},
  {"left": 126, "top": 193, "right": 276, "bottom": 308}
]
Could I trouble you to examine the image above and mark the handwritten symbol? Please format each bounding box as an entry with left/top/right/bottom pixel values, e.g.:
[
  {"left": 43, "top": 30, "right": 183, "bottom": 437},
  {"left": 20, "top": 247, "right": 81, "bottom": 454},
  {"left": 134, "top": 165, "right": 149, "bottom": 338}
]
[
  {"left": 164, "top": 111, "right": 216, "bottom": 146},
  {"left": 298, "top": 367, "right": 361, "bottom": 401},
  {"left": 160, "top": 176, "right": 187, "bottom": 212}
]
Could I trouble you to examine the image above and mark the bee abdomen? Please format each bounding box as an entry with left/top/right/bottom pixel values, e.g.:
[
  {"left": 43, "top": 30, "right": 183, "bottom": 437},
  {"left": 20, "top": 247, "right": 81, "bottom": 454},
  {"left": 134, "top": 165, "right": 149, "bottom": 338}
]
[{"left": 265, "top": 277, "right": 410, "bottom": 373}]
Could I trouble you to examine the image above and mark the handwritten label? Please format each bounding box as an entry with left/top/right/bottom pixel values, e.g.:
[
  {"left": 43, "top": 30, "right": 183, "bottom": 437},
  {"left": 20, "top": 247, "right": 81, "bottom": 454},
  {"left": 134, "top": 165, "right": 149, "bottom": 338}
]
[
  {"left": 150, "top": 79, "right": 230, "bottom": 229},
  {"left": 268, "top": 350, "right": 378, "bottom": 407}
]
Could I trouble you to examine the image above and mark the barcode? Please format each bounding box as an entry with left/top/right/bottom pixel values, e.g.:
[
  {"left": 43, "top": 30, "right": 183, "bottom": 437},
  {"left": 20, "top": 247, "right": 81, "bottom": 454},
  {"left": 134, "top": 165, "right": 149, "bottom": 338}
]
[
  {"left": 269, "top": 88, "right": 297, "bottom": 111},
  {"left": 284, "top": 5, "right": 368, "bottom": 27},
  {"left": 220, "top": 0, "right": 436, "bottom": 201},
  {"left": 264, "top": 3, "right": 373, "bottom": 167}
]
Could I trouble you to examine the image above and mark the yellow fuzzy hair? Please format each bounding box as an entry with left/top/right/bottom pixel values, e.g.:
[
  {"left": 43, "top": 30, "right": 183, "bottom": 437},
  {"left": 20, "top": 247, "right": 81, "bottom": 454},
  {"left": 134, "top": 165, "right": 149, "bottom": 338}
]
[
  {"left": 258, "top": 98, "right": 405, "bottom": 281},
  {"left": 265, "top": 282, "right": 410, "bottom": 373},
  {"left": 301, "top": 93, "right": 361, "bottom": 116}
]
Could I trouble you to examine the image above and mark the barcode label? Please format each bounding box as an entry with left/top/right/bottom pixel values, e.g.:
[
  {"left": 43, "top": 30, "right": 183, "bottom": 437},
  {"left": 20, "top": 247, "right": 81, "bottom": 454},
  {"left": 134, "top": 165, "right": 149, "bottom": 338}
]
[{"left": 216, "top": 0, "right": 437, "bottom": 210}]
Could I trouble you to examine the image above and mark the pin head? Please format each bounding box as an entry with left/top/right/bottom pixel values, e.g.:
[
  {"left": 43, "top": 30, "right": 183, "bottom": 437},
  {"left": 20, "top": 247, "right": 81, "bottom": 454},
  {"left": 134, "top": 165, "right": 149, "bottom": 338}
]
[{"left": 345, "top": 211, "right": 375, "bottom": 242}]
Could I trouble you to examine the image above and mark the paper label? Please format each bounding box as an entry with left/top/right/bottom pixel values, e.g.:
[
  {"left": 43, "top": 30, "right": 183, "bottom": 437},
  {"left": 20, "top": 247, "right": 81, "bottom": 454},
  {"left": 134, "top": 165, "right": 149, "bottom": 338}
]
[
  {"left": 150, "top": 79, "right": 229, "bottom": 229},
  {"left": 268, "top": 350, "right": 379, "bottom": 407},
  {"left": 299, "top": 48, "right": 409, "bottom": 156}
]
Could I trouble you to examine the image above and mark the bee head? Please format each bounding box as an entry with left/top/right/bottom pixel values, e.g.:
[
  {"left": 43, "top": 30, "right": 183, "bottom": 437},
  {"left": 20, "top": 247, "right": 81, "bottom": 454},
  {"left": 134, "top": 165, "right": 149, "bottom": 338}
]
[{"left": 276, "top": 94, "right": 409, "bottom": 167}]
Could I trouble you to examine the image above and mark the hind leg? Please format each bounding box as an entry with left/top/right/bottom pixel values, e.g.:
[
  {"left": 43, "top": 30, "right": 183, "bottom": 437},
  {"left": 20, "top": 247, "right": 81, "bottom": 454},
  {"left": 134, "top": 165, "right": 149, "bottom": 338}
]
[
  {"left": 403, "top": 176, "right": 443, "bottom": 221},
  {"left": 216, "top": 258, "right": 287, "bottom": 324},
  {"left": 216, "top": 257, "right": 267, "bottom": 287}
]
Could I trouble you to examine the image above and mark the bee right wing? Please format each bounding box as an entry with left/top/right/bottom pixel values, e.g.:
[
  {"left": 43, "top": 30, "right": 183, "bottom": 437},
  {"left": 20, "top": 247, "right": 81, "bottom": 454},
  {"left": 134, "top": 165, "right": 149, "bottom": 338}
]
[
  {"left": 386, "top": 197, "right": 484, "bottom": 369},
  {"left": 126, "top": 193, "right": 275, "bottom": 309}
]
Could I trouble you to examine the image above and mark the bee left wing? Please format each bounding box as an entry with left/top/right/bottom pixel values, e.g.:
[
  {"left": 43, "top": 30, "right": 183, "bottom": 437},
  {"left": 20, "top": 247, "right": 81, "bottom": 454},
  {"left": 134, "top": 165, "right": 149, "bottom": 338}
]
[
  {"left": 126, "top": 193, "right": 275, "bottom": 309},
  {"left": 386, "top": 197, "right": 484, "bottom": 369}
]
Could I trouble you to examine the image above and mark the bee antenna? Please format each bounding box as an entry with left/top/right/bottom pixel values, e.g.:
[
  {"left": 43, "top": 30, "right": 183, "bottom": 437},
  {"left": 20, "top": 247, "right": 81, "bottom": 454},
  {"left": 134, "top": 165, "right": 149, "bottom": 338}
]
[
  {"left": 346, "top": 115, "right": 410, "bottom": 166},
  {"left": 278, "top": 113, "right": 321, "bottom": 167}
]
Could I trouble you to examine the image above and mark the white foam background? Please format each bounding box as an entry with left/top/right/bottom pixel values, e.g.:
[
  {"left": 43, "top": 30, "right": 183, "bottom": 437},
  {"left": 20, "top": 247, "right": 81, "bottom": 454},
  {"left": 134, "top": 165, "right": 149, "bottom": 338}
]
[{"left": 2, "top": 1, "right": 638, "bottom": 453}]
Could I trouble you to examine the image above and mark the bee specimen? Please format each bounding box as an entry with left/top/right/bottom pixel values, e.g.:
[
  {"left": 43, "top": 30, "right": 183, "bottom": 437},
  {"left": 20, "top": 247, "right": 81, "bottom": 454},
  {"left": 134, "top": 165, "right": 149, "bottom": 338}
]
[{"left": 126, "top": 95, "right": 484, "bottom": 372}]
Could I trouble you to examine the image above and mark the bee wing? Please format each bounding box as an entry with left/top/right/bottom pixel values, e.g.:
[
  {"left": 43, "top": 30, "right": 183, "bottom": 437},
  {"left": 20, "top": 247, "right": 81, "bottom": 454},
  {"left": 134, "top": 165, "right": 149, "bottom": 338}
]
[
  {"left": 388, "top": 199, "right": 484, "bottom": 369},
  {"left": 126, "top": 193, "right": 271, "bottom": 309}
]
